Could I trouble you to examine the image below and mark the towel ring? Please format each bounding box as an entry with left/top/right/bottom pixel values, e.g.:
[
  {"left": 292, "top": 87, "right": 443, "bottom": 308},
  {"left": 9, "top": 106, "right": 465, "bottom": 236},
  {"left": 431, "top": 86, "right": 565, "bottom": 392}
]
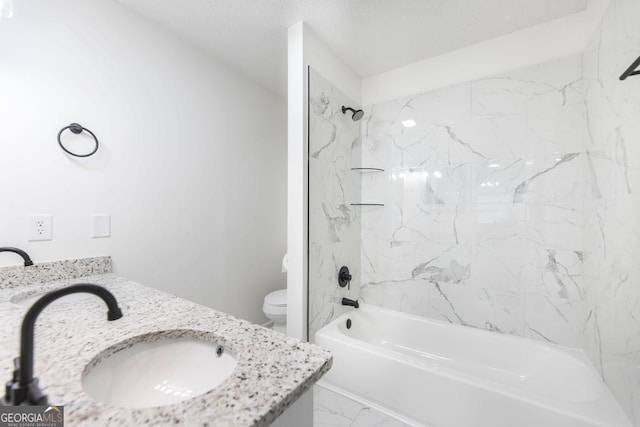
[{"left": 57, "top": 123, "right": 99, "bottom": 158}]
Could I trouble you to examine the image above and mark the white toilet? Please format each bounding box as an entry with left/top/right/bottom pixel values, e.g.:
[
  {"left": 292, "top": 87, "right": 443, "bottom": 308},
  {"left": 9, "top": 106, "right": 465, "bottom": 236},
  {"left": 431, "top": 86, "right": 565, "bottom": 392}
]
[{"left": 263, "top": 289, "right": 287, "bottom": 333}]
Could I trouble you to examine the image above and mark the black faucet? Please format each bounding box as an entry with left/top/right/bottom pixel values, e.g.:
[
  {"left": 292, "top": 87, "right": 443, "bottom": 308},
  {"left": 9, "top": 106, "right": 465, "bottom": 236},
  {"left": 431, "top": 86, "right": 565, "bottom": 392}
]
[
  {"left": 2, "top": 284, "right": 123, "bottom": 406},
  {"left": 341, "top": 297, "right": 359, "bottom": 309},
  {"left": 0, "top": 247, "right": 33, "bottom": 267}
]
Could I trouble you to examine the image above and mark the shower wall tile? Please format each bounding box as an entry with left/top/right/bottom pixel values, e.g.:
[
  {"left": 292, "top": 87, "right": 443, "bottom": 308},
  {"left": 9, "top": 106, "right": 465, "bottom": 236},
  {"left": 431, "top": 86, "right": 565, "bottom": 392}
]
[
  {"left": 470, "top": 55, "right": 583, "bottom": 119},
  {"left": 517, "top": 153, "right": 587, "bottom": 205},
  {"left": 360, "top": 280, "right": 429, "bottom": 318},
  {"left": 525, "top": 103, "right": 587, "bottom": 157},
  {"left": 523, "top": 247, "right": 586, "bottom": 347},
  {"left": 471, "top": 159, "right": 528, "bottom": 204},
  {"left": 525, "top": 203, "right": 585, "bottom": 251},
  {"left": 308, "top": 68, "right": 361, "bottom": 342},
  {"left": 427, "top": 275, "right": 527, "bottom": 337},
  {"left": 361, "top": 54, "right": 589, "bottom": 349},
  {"left": 451, "top": 114, "right": 527, "bottom": 162},
  {"left": 582, "top": 0, "right": 640, "bottom": 421}
]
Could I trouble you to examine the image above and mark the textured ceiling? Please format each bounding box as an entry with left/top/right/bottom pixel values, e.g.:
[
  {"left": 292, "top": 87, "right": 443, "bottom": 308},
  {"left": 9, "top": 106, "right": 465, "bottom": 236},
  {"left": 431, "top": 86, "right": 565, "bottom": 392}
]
[{"left": 116, "top": 0, "right": 587, "bottom": 96}]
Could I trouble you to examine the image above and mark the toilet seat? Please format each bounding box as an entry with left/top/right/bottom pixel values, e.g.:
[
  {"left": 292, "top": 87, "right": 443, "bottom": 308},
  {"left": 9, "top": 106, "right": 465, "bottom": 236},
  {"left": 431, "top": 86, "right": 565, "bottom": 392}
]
[
  {"left": 263, "top": 289, "right": 287, "bottom": 321},
  {"left": 265, "top": 289, "right": 287, "bottom": 307}
]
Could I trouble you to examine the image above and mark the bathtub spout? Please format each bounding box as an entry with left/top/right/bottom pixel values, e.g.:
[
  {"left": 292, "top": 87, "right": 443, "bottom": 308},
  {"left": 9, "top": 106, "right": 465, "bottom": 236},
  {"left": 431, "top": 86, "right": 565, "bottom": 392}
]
[{"left": 341, "top": 297, "right": 359, "bottom": 308}]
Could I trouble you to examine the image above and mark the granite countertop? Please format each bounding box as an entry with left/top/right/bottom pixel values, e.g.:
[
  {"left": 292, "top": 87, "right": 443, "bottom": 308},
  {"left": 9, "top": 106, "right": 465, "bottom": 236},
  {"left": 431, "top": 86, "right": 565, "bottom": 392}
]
[{"left": 0, "top": 259, "right": 332, "bottom": 426}]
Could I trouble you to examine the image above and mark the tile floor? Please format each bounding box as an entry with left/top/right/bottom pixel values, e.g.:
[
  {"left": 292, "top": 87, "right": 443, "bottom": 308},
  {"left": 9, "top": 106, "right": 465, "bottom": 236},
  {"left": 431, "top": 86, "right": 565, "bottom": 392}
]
[{"left": 314, "top": 385, "right": 413, "bottom": 427}]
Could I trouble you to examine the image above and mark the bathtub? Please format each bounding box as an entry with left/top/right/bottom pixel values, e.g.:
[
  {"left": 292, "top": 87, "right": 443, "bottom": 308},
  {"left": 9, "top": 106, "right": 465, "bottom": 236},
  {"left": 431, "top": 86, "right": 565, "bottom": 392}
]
[{"left": 315, "top": 304, "right": 631, "bottom": 427}]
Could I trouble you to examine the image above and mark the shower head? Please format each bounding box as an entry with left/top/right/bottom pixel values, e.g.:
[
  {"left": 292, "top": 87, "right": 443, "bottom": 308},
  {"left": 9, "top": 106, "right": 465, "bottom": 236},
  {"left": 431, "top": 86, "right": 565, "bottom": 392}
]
[{"left": 342, "top": 106, "right": 364, "bottom": 122}]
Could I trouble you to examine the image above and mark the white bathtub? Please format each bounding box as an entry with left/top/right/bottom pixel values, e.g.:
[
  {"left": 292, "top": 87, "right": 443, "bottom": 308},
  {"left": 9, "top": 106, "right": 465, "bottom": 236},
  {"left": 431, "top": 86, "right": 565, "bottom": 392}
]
[{"left": 315, "top": 304, "right": 630, "bottom": 427}]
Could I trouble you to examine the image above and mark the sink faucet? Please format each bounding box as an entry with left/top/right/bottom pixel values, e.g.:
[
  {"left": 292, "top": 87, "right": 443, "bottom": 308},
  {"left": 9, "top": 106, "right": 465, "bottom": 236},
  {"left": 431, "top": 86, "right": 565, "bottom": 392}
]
[
  {"left": 2, "top": 284, "right": 123, "bottom": 406},
  {"left": 0, "top": 247, "right": 34, "bottom": 267},
  {"left": 341, "top": 297, "right": 359, "bottom": 309}
]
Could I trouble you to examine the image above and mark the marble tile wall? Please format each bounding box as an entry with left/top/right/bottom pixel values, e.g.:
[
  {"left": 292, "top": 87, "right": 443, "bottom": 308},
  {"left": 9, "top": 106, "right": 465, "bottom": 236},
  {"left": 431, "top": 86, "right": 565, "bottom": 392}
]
[
  {"left": 360, "top": 54, "right": 589, "bottom": 348},
  {"left": 582, "top": 0, "right": 640, "bottom": 422},
  {"left": 308, "top": 68, "right": 361, "bottom": 342}
]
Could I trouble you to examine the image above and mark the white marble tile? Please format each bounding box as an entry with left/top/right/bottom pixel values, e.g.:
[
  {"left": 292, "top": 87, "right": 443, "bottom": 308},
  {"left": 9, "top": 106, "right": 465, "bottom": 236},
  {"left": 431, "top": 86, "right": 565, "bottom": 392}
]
[
  {"left": 360, "top": 279, "right": 428, "bottom": 317},
  {"left": 308, "top": 68, "right": 361, "bottom": 342},
  {"left": 515, "top": 153, "right": 587, "bottom": 205},
  {"left": 427, "top": 217, "right": 530, "bottom": 335},
  {"left": 585, "top": 198, "right": 640, "bottom": 356},
  {"left": 386, "top": 82, "right": 471, "bottom": 130},
  {"left": 389, "top": 163, "right": 472, "bottom": 206},
  {"left": 390, "top": 125, "right": 457, "bottom": 167},
  {"left": 600, "top": 353, "right": 640, "bottom": 425},
  {"left": 525, "top": 203, "right": 585, "bottom": 251},
  {"left": 594, "top": 250, "right": 640, "bottom": 355},
  {"left": 457, "top": 203, "right": 526, "bottom": 246},
  {"left": 451, "top": 114, "right": 527, "bottom": 162},
  {"left": 471, "top": 158, "right": 528, "bottom": 204},
  {"left": 401, "top": 204, "right": 462, "bottom": 245},
  {"left": 314, "top": 386, "right": 366, "bottom": 423},
  {"left": 523, "top": 247, "right": 586, "bottom": 347},
  {"left": 359, "top": 55, "right": 596, "bottom": 349},
  {"left": 586, "top": 122, "right": 640, "bottom": 201},
  {"left": 581, "top": 1, "right": 640, "bottom": 418},
  {"left": 427, "top": 278, "right": 527, "bottom": 336},
  {"left": 526, "top": 103, "right": 587, "bottom": 157},
  {"left": 313, "top": 386, "right": 411, "bottom": 427},
  {"left": 351, "top": 409, "right": 412, "bottom": 427},
  {"left": 471, "top": 55, "right": 583, "bottom": 119}
]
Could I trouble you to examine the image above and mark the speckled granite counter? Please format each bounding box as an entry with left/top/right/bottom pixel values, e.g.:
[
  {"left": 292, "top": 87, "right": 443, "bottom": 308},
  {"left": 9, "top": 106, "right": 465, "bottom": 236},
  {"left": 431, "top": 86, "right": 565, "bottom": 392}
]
[{"left": 0, "top": 265, "right": 332, "bottom": 426}]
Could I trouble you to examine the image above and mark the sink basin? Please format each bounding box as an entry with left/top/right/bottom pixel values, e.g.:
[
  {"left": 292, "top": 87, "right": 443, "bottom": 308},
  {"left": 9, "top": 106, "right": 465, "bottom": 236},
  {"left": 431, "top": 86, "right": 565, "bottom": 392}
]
[{"left": 82, "top": 334, "right": 237, "bottom": 408}]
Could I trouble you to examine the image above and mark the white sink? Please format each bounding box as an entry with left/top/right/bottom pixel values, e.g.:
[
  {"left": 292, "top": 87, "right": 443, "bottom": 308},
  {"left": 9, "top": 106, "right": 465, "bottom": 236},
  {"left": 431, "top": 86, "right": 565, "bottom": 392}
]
[{"left": 82, "top": 335, "right": 237, "bottom": 408}]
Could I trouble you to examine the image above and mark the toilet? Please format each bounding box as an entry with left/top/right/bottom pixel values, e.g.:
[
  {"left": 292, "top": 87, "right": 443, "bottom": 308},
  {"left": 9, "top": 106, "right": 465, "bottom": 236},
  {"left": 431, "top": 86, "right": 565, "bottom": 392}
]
[{"left": 263, "top": 289, "right": 287, "bottom": 333}]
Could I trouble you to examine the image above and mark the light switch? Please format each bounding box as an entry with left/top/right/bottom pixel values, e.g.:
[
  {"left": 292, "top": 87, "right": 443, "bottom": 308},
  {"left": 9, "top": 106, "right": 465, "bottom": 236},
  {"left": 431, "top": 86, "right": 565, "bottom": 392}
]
[{"left": 92, "top": 214, "right": 111, "bottom": 238}]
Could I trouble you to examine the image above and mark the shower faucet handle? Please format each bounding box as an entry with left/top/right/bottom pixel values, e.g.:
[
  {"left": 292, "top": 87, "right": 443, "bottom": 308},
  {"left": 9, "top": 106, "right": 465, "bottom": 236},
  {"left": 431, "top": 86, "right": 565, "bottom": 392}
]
[{"left": 339, "top": 266, "right": 352, "bottom": 289}]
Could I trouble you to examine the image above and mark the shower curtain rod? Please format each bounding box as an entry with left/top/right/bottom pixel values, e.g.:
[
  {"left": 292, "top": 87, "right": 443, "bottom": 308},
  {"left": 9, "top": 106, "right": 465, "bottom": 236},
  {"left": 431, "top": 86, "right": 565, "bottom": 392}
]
[{"left": 620, "top": 55, "right": 640, "bottom": 80}]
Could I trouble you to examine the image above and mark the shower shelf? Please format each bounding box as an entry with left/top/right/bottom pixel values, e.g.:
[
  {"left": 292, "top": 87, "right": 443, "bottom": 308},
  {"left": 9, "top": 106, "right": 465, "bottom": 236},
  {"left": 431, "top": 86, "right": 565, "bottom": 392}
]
[
  {"left": 351, "top": 168, "right": 385, "bottom": 173},
  {"left": 350, "top": 203, "right": 384, "bottom": 207}
]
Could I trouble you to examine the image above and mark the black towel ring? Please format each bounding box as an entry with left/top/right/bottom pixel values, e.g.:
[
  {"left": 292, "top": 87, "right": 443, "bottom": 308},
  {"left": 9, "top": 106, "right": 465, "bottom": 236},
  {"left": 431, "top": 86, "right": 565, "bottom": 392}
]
[{"left": 57, "top": 123, "right": 99, "bottom": 158}]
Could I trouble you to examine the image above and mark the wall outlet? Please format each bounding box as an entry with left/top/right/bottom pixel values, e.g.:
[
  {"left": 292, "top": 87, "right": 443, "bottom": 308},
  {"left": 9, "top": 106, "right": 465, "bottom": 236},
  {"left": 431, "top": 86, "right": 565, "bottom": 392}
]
[{"left": 28, "top": 215, "right": 53, "bottom": 241}]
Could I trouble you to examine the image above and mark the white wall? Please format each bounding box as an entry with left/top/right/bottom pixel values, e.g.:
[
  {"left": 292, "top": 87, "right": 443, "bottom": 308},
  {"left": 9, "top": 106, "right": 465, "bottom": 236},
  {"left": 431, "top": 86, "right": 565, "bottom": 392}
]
[
  {"left": 362, "top": 0, "right": 611, "bottom": 105},
  {"left": 287, "top": 22, "right": 361, "bottom": 340},
  {"left": 0, "top": 0, "right": 287, "bottom": 323}
]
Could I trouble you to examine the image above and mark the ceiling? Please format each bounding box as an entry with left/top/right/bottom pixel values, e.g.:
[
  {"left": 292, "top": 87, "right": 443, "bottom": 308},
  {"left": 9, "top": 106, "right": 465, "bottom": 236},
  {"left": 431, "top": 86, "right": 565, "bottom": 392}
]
[{"left": 117, "top": 0, "right": 587, "bottom": 97}]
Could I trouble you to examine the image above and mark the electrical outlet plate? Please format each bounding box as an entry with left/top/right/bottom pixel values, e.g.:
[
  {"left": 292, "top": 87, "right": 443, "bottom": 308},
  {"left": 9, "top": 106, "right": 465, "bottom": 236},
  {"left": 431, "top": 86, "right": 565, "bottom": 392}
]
[{"left": 28, "top": 215, "right": 53, "bottom": 241}]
